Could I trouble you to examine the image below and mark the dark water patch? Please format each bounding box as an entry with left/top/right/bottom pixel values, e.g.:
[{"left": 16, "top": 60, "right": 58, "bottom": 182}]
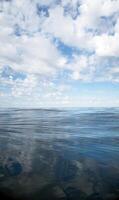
[
  {"left": 64, "top": 186, "right": 86, "bottom": 200},
  {"left": 86, "top": 193, "right": 103, "bottom": 200}
]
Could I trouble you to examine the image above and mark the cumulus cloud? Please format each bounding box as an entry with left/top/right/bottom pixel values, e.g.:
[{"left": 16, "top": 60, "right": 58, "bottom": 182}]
[{"left": 0, "top": 21, "right": 66, "bottom": 75}]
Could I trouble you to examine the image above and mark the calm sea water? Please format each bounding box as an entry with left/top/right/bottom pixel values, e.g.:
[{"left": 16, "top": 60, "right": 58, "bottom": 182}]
[{"left": 0, "top": 108, "right": 119, "bottom": 200}]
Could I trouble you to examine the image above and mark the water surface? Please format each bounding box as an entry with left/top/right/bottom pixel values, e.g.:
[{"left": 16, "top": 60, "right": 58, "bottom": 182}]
[{"left": 0, "top": 108, "right": 119, "bottom": 200}]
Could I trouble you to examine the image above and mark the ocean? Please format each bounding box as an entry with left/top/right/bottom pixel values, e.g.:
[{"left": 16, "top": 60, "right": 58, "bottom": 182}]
[{"left": 0, "top": 108, "right": 119, "bottom": 200}]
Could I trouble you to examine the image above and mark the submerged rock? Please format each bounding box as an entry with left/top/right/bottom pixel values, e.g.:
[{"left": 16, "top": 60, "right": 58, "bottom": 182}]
[
  {"left": 4, "top": 158, "right": 22, "bottom": 176},
  {"left": 55, "top": 157, "right": 77, "bottom": 182}
]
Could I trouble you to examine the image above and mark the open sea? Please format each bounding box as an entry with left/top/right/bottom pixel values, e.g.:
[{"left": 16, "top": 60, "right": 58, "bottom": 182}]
[{"left": 0, "top": 108, "right": 119, "bottom": 200}]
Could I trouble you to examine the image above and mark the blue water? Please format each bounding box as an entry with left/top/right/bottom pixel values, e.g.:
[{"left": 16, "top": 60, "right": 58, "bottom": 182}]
[{"left": 0, "top": 108, "right": 119, "bottom": 200}]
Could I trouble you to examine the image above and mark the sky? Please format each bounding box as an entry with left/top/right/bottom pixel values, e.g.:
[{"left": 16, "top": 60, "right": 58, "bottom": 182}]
[{"left": 0, "top": 0, "right": 119, "bottom": 107}]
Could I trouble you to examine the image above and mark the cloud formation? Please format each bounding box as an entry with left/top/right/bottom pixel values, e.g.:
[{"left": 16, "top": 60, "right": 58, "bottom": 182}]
[{"left": 0, "top": 0, "right": 119, "bottom": 106}]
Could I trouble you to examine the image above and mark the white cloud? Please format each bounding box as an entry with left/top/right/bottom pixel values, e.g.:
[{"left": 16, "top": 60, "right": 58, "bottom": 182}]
[
  {"left": 42, "top": 6, "right": 75, "bottom": 44},
  {"left": 110, "top": 67, "right": 119, "bottom": 74},
  {"left": 15, "top": 34, "right": 66, "bottom": 75},
  {"left": 40, "top": 0, "right": 119, "bottom": 54},
  {"left": 0, "top": 28, "right": 67, "bottom": 76},
  {"left": 101, "top": 0, "right": 119, "bottom": 16},
  {"left": 69, "top": 55, "right": 96, "bottom": 81},
  {"left": 71, "top": 71, "right": 81, "bottom": 80},
  {"left": 93, "top": 34, "right": 119, "bottom": 57},
  {"left": 11, "top": 75, "right": 38, "bottom": 97},
  {"left": 115, "top": 18, "right": 119, "bottom": 33}
]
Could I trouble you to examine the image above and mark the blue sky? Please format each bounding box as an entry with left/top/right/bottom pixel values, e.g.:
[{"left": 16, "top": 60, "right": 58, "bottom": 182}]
[{"left": 0, "top": 0, "right": 119, "bottom": 107}]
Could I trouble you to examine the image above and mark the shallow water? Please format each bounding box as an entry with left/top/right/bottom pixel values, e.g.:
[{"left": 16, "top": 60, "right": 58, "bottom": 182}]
[{"left": 0, "top": 108, "right": 119, "bottom": 200}]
